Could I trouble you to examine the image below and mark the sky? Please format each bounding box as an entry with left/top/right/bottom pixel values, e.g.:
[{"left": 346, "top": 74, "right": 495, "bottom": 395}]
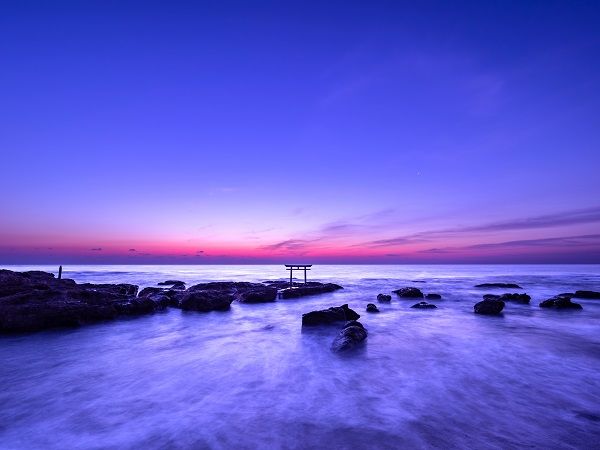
[{"left": 1, "top": 0, "right": 600, "bottom": 264}]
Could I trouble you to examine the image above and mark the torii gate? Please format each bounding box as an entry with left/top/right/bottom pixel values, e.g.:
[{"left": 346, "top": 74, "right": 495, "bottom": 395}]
[{"left": 285, "top": 264, "right": 312, "bottom": 286}]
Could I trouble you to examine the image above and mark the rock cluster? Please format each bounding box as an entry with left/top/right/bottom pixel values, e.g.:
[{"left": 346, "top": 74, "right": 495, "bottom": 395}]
[{"left": 377, "top": 293, "right": 391, "bottom": 302}]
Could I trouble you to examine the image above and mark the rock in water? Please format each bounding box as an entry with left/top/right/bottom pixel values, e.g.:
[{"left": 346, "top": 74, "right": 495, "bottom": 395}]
[
  {"left": 573, "top": 290, "right": 600, "bottom": 299},
  {"left": 331, "top": 321, "right": 368, "bottom": 352},
  {"left": 475, "top": 283, "right": 522, "bottom": 289},
  {"left": 539, "top": 295, "right": 582, "bottom": 310},
  {"left": 366, "top": 303, "right": 379, "bottom": 313},
  {"left": 279, "top": 282, "right": 343, "bottom": 299},
  {"left": 411, "top": 301, "right": 437, "bottom": 309},
  {"left": 483, "top": 293, "right": 530, "bottom": 304},
  {"left": 302, "top": 304, "right": 360, "bottom": 326},
  {"left": 237, "top": 287, "right": 277, "bottom": 303},
  {"left": 425, "top": 293, "right": 441, "bottom": 300},
  {"left": 392, "top": 287, "right": 424, "bottom": 298},
  {"left": 0, "top": 270, "right": 161, "bottom": 333},
  {"left": 177, "top": 290, "right": 234, "bottom": 312},
  {"left": 377, "top": 294, "right": 391, "bottom": 302},
  {"left": 474, "top": 299, "right": 505, "bottom": 315}
]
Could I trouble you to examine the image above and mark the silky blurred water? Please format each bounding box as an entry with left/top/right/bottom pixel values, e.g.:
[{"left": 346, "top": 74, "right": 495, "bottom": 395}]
[{"left": 1, "top": 264, "right": 599, "bottom": 449}]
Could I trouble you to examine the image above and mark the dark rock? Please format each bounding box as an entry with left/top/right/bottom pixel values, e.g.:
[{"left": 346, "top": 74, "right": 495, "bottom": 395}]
[
  {"left": 377, "top": 293, "right": 392, "bottom": 302},
  {"left": 483, "top": 294, "right": 500, "bottom": 300},
  {"left": 474, "top": 299, "right": 505, "bottom": 315},
  {"left": 366, "top": 303, "right": 379, "bottom": 313},
  {"left": 331, "top": 321, "right": 368, "bottom": 352},
  {"left": 279, "top": 282, "right": 343, "bottom": 299},
  {"left": 138, "top": 287, "right": 166, "bottom": 298},
  {"left": 157, "top": 280, "right": 186, "bottom": 289},
  {"left": 425, "top": 293, "right": 441, "bottom": 300},
  {"left": 411, "top": 301, "right": 437, "bottom": 309},
  {"left": 392, "top": 287, "right": 424, "bottom": 298},
  {"left": 0, "top": 270, "right": 155, "bottom": 333},
  {"left": 539, "top": 296, "right": 582, "bottom": 310},
  {"left": 302, "top": 304, "right": 360, "bottom": 326},
  {"left": 496, "top": 293, "right": 531, "bottom": 304},
  {"left": 475, "top": 283, "right": 522, "bottom": 289},
  {"left": 573, "top": 290, "right": 600, "bottom": 299},
  {"left": 237, "top": 286, "right": 277, "bottom": 303},
  {"left": 77, "top": 283, "right": 139, "bottom": 297},
  {"left": 177, "top": 290, "right": 234, "bottom": 312}
]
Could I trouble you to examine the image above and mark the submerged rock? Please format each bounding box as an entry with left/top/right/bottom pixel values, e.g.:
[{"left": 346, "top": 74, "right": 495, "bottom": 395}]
[
  {"left": 475, "top": 283, "right": 522, "bottom": 289},
  {"left": 573, "top": 290, "right": 600, "bottom": 299},
  {"left": 366, "top": 303, "right": 379, "bottom": 313},
  {"left": 411, "top": 301, "right": 437, "bottom": 309},
  {"left": 279, "top": 282, "right": 343, "bottom": 299},
  {"left": 302, "top": 304, "right": 360, "bottom": 326},
  {"left": 425, "top": 293, "right": 441, "bottom": 300},
  {"left": 331, "top": 321, "right": 368, "bottom": 352},
  {"left": 483, "top": 293, "right": 530, "bottom": 304},
  {"left": 377, "top": 293, "right": 391, "bottom": 302},
  {"left": 474, "top": 299, "right": 505, "bottom": 315},
  {"left": 539, "top": 295, "right": 582, "bottom": 310},
  {"left": 392, "top": 287, "right": 424, "bottom": 298}
]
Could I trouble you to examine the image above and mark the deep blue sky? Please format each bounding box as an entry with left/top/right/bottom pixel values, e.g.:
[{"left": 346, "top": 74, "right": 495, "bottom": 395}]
[{"left": 1, "top": 1, "right": 600, "bottom": 263}]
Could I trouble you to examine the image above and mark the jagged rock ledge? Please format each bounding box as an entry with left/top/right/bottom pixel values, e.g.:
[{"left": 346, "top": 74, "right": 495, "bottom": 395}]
[{"left": 0, "top": 270, "right": 344, "bottom": 333}]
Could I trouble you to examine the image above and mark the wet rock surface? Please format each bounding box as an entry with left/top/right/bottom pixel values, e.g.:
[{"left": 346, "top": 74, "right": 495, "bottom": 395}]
[
  {"left": 392, "top": 287, "right": 424, "bottom": 298},
  {"left": 377, "top": 293, "right": 391, "bottom": 302},
  {"left": 302, "top": 304, "right": 360, "bottom": 326},
  {"left": 157, "top": 280, "right": 186, "bottom": 289},
  {"left": 539, "top": 295, "right": 583, "bottom": 310},
  {"left": 331, "top": 321, "right": 368, "bottom": 352},
  {"left": 474, "top": 299, "right": 505, "bottom": 315},
  {"left": 0, "top": 270, "right": 150, "bottom": 333},
  {"left": 366, "top": 303, "right": 379, "bottom": 313},
  {"left": 279, "top": 282, "right": 343, "bottom": 299},
  {"left": 483, "top": 293, "right": 531, "bottom": 304},
  {"left": 411, "top": 301, "right": 437, "bottom": 309}
]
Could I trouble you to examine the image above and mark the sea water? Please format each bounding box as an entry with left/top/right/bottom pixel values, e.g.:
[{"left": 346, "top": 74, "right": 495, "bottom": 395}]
[{"left": 0, "top": 265, "right": 599, "bottom": 449}]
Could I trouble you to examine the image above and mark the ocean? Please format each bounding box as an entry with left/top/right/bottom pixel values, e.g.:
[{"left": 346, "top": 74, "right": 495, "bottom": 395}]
[{"left": 1, "top": 264, "right": 599, "bottom": 449}]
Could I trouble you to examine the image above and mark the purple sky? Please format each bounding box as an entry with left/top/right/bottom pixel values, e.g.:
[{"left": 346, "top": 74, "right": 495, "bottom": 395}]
[{"left": 1, "top": 1, "right": 600, "bottom": 264}]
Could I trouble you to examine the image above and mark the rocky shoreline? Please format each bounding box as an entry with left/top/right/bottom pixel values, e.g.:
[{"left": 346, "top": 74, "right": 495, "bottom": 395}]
[{"left": 1, "top": 270, "right": 598, "bottom": 353}]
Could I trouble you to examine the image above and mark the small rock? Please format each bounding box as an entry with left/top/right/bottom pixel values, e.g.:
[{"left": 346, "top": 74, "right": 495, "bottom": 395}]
[
  {"left": 377, "top": 293, "right": 391, "bottom": 302},
  {"left": 486, "top": 293, "right": 531, "bottom": 304},
  {"left": 331, "top": 321, "right": 368, "bottom": 352},
  {"left": 366, "top": 303, "right": 379, "bottom": 313},
  {"left": 474, "top": 299, "right": 505, "bottom": 315},
  {"left": 425, "top": 293, "right": 441, "bottom": 300},
  {"left": 411, "top": 301, "right": 437, "bottom": 309},
  {"left": 392, "top": 287, "right": 424, "bottom": 298}
]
